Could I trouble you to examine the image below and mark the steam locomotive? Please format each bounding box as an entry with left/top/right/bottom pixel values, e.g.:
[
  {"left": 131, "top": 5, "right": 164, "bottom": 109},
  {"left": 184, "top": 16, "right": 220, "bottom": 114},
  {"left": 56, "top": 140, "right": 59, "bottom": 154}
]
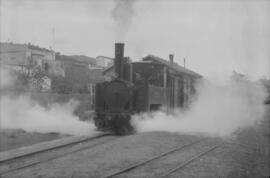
[{"left": 94, "top": 43, "right": 202, "bottom": 134}]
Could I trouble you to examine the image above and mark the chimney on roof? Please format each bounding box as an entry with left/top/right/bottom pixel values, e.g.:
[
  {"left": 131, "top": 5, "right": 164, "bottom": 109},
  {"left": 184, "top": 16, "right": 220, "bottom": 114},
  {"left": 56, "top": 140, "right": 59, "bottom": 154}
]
[{"left": 169, "top": 54, "right": 174, "bottom": 65}]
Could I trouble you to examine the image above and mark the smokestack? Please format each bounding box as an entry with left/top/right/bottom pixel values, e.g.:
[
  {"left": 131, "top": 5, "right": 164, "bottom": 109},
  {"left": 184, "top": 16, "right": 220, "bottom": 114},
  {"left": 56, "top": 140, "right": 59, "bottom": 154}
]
[
  {"left": 169, "top": 54, "right": 174, "bottom": 65},
  {"left": 115, "top": 43, "right": 124, "bottom": 78}
]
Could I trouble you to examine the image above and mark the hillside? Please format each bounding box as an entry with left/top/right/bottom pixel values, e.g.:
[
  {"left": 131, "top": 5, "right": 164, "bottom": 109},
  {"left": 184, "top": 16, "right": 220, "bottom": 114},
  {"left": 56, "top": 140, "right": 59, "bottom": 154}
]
[{"left": 69, "top": 55, "right": 96, "bottom": 65}]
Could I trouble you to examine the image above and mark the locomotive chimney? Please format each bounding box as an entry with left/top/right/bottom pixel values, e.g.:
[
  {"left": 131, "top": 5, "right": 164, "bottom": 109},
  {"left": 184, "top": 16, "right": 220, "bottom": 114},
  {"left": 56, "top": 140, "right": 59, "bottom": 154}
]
[
  {"left": 169, "top": 54, "right": 174, "bottom": 65},
  {"left": 115, "top": 43, "right": 124, "bottom": 78}
]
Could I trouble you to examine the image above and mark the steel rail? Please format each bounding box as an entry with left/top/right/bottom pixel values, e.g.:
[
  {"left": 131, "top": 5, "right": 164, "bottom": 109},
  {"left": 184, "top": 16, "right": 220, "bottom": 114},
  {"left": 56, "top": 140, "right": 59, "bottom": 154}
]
[
  {"left": 102, "top": 139, "right": 204, "bottom": 178},
  {"left": 0, "top": 133, "right": 111, "bottom": 164},
  {"left": 0, "top": 133, "right": 114, "bottom": 176},
  {"left": 158, "top": 142, "right": 224, "bottom": 178}
]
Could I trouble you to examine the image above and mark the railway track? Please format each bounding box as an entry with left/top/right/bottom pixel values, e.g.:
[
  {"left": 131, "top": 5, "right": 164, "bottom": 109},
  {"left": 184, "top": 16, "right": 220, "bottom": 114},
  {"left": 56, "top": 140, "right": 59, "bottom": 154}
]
[
  {"left": 0, "top": 133, "right": 116, "bottom": 176},
  {"left": 102, "top": 138, "right": 224, "bottom": 178},
  {"left": 158, "top": 142, "right": 224, "bottom": 178}
]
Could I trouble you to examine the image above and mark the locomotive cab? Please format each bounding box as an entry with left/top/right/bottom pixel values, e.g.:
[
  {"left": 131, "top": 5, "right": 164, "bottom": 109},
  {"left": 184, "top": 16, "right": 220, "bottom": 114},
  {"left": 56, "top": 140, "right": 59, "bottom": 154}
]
[{"left": 132, "top": 62, "right": 169, "bottom": 112}]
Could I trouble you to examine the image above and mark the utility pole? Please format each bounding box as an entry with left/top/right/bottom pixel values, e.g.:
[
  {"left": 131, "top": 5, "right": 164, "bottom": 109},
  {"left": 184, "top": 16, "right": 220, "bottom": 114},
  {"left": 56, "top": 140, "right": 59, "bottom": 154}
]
[
  {"left": 184, "top": 58, "right": 186, "bottom": 68},
  {"left": 52, "top": 27, "right": 55, "bottom": 50}
]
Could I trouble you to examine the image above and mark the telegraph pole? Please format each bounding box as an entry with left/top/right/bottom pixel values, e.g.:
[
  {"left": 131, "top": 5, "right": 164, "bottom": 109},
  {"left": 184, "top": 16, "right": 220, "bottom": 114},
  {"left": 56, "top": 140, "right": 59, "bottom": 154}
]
[{"left": 52, "top": 27, "right": 55, "bottom": 50}]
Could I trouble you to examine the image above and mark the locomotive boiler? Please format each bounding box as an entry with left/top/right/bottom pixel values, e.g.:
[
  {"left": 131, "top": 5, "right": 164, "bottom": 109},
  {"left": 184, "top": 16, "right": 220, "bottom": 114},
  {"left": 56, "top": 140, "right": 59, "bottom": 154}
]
[{"left": 94, "top": 43, "right": 202, "bottom": 134}]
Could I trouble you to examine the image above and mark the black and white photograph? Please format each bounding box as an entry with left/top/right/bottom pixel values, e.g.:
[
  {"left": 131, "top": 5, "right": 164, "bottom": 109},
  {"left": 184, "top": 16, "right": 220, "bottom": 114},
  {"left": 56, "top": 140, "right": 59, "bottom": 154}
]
[{"left": 0, "top": 0, "right": 269, "bottom": 177}]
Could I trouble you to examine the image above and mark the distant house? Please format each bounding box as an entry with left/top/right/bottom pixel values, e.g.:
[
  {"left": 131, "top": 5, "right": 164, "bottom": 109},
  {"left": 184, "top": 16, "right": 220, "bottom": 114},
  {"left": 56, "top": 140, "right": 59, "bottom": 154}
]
[
  {"left": 55, "top": 54, "right": 105, "bottom": 108},
  {"left": 0, "top": 42, "right": 55, "bottom": 66},
  {"left": 0, "top": 43, "right": 65, "bottom": 77},
  {"left": 55, "top": 54, "right": 91, "bottom": 92},
  {"left": 0, "top": 43, "right": 29, "bottom": 69},
  {"left": 0, "top": 42, "right": 65, "bottom": 91}
]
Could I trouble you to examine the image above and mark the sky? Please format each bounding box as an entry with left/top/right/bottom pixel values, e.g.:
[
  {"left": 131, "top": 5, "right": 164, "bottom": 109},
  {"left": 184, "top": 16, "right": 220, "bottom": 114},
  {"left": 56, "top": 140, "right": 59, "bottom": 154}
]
[{"left": 0, "top": 0, "right": 269, "bottom": 80}]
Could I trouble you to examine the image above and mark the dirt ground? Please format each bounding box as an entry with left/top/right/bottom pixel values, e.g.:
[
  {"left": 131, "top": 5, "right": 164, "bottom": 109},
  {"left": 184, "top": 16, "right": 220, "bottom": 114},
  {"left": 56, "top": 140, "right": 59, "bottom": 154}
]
[{"left": 0, "top": 129, "right": 65, "bottom": 152}]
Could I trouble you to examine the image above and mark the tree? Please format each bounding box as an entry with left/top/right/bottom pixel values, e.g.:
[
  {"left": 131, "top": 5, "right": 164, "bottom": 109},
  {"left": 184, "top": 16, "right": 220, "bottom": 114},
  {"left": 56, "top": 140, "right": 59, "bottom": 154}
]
[
  {"left": 29, "top": 66, "right": 46, "bottom": 91},
  {"left": 51, "top": 75, "right": 72, "bottom": 94},
  {"left": 231, "top": 70, "right": 248, "bottom": 82}
]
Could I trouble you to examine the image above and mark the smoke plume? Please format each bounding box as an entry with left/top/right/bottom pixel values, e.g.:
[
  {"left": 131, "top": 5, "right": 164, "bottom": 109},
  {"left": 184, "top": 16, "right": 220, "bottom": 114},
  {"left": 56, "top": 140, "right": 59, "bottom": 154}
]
[
  {"left": 132, "top": 79, "right": 267, "bottom": 137},
  {"left": 112, "top": 0, "right": 135, "bottom": 41}
]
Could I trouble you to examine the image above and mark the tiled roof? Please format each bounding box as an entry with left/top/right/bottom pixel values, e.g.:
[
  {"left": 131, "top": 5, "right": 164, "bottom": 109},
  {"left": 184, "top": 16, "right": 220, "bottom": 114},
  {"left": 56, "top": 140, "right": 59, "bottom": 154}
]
[{"left": 144, "top": 55, "right": 202, "bottom": 78}]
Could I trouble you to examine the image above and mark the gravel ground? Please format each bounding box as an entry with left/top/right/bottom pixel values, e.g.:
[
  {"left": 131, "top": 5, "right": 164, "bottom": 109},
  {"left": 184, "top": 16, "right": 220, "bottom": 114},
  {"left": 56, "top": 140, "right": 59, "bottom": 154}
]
[
  {"left": 170, "top": 106, "right": 270, "bottom": 178},
  {"left": 116, "top": 138, "right": 223, "bottom": 178},
  {"left": 0, "top": 129, "right": 65, "bottom": 152},
  {"left": 2, "top": 128, "right": 269, "bottom": 178},
  {"left": 1, "top": 106, "right": 269, "bottom": 178},
  {"left": 0, "top": 135, "right": 117, "bottom": 176},
  {"left": 3, "top": 132, "right": 203, "bottom": 178}
]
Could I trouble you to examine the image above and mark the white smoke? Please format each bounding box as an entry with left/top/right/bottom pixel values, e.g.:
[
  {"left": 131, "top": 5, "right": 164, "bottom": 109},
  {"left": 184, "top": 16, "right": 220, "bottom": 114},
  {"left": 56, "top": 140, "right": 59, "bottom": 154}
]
[
  {"left": 132, "top": 79, "right": 267, "bottom": 137},
  {"left": 0, "top": 67, "right": 96, "bottom": 136},
  {"left": 0, "top": 66, "right": 14, "bottom": 88},
  {"left": 112, "top": 0, "right": 135, "bottom": 42},
  {"left": 0, "top": 95, "right": 96, "bottom": 136}
]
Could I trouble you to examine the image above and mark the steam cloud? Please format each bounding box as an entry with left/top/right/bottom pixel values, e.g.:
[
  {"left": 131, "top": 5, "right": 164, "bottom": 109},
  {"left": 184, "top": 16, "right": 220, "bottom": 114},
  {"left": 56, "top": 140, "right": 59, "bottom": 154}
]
[
  {"left": 0, "top": 67, "right": 14, "bottom": 88},
  {"left": 0, "top": 67, "right": 96, "bottom": 136},
  {"left": 132, "top": 79, "right": 267, "bottom": 137},
  {"left": 112, "top": 0, "right": 135, "bottom": 41},
  {"left": 0, "top": 96, "right": 95, "bottom": 136}
]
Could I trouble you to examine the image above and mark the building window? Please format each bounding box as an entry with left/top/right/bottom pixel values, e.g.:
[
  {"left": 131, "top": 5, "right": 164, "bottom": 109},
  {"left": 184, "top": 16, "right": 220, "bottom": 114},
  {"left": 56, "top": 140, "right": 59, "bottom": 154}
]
[{"left": 11, "top": 57, "right": 16, "bottom": 60}]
